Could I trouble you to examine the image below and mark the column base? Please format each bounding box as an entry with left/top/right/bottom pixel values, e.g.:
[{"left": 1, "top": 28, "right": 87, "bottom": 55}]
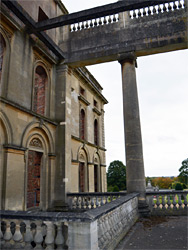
[
  {"left": 48, "top": 200, "right": 69, "bottom": 212},
  {"left": 138, "top": 200, "right": 150, "bottom": 217}
]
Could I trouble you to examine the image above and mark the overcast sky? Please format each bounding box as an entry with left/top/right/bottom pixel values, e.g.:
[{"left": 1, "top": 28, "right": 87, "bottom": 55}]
[{"left": 63, "top": 0, "right": 188, "bottom": 177}]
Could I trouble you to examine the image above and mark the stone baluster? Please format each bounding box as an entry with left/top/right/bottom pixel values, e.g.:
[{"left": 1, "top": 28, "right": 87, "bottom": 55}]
[
  {"left": 153, "top": 5, "right": 157, "bottom": 14},
  {"left": 138, "top": 8, "right": 142, "bottom": 17},
  {"left": 81, "top": 197, "right": 85, "bottom": 209},
  {"left": 143, "top": 7, "right": 146, "bottom": 16},
  {"left": 81, "top": 22, "right": 85, "bottom": 29},
  {"left": 183, "top": 194, "right": 187, "bottom": 207},
  {"left": 162, "top": 195, "right": 166, "bottom": 209},
  {"left": 94, "top": 19, "right": 97, "bottom": 26},
  {"left": 61, "top": 224, "right": 68, "bottom": 249},
  {"left": 77, "top": 23, "right": 80, "bottom": 31},
  {"left": 24, "top": 220, "right": 33, "bottom": 250},
  {"left": 91, "top": 197, "right": 94, "bottom": 209},
  {"left": 158, "top": 4, "right": 162, "bottom": 13},
  {"left": 85, "top": 20, "right": 89, "bottom": 29},
  {"left": 55, "top": 222, "right": 64, "bottom": 250},
  {"left": 86, "top": 197, "right": 90, "bottom": 209},
  {"left": 113, "top": 14, "right": 116, "bottom": 22},
  {"left": 101, "top": 196, "right": 104, "bottom": 206},
  {"left": 90, "top": 20, "right": 93, "bottom": 27},
  {"left": 0, "top": 221, "right": 5, "bottom": 248},
  {"left": 133, "top": 9, "right": 136, "bottom": 18},
  {"left": 72, "top": 24, "right": 76, "bottom": 32},
  {"left": 33, "top": 222, "right": 44, "bottom": 249},
  {"left": 173, "top": 1, "right": 177, "bottom": 9},
  {"left": 163, "top": 3, "right": 167, "bottom": 12},
  {"left": 148, "top": 6, "right": 151, "bottom": 15},
  {"left": 178, "top": 194, "right": 183, "bottom": 209},
  {"left": 96, "top": 197, "right": 99, "bottom": 207},
  {"left": 3, "top": 220, "right": 13, "bottom": 249},
  {"left": 156, "top": 195, "right": 161, "bottom": 209},
  {"left": 44, "top": 221, "right": 54, "bottom": 250},
  {"left": 167, "top": 195, "right": 171, "bottom": 209},
  {"left": 178, "top": 0, "right": 182, "bottom": 9},
  {"left": 173, "top": 194, "right": 177, "bottom": 210},
  {"left": 103, "top": 16, "right": 107, "bottom": 25},
  {"left": 76, "top": 197, "right": 80, "bottom": 209},
  {"left": 168, "top": 3, "right": 172, "bottom": 11},
  {"left": 12, "top": 220, "right": 24, "bottom": 249},
  {"left": 109, "top": 15, "right": 112, "bottom": 23},
  {"left": 99, "top": 17, "right": 102, "bottom": 25}
]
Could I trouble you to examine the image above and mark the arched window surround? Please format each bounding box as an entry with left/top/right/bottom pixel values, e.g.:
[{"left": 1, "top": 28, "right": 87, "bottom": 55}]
[
  {"left": 0, "top": 27, "right": 11, "bottom": 97},
  {"left": 32, "top": 61, "right": 51, "bottom": 117}
]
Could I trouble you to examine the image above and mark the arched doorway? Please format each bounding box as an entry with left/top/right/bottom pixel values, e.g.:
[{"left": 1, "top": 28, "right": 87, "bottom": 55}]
[{"left": 27, "top": 138, "right": 43, "bottom": 209}]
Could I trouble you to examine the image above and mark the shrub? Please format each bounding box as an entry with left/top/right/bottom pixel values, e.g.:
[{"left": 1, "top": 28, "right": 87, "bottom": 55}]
[
  {"left": 175, "top": 182, "right": 183, "bottom": 190},
  {"left": 113, "top": 185, "right": 119, "bottom": 192}
]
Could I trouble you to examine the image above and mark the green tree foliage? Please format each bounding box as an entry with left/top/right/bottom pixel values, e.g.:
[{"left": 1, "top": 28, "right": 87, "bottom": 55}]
[
  {"left": 107, "top": 160, "right": 126, "bottom": 191},
  {"left": 178, "top": 158, "right": 188, "bottom": 186}
]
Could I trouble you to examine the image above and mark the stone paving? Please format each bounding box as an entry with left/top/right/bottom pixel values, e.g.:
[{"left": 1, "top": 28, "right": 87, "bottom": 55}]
[{"left": 117, "top": 216, "right": 188, "bottom": 250}]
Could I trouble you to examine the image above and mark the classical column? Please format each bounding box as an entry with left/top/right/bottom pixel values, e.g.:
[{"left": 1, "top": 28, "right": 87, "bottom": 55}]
[
  {"left": 53, "top": 63, "right": 72, "bottom": 210},
  {"left": 119, "top": 53, "right": 146, "bottom": 203}
]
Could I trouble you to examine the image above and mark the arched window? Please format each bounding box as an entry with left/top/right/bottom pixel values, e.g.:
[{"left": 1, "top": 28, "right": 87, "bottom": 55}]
[
  {"left": 94, "top": 119, "right": 98, "bottom": 145},
  {"left": 80, "top": 109, "right": 85, "bottom": 140},
  {"left": 33, "top": 66, "right": 48, "bottom": 115},
  {"left": 0, "top": 33, "right": 6, "bottom": 81}
]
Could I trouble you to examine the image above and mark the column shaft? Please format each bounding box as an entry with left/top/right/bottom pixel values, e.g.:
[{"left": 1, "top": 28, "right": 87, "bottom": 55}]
[{"left": 120, "top": 55, "right": 146, "bottom": 198}]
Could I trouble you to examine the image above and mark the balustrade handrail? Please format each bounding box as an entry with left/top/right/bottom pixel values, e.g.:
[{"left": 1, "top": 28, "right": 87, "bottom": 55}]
[
  {"left": 146, "top": 190, "right": 188, "bottom": 195},
  {"left": 67, "top": 191, "right": 127, "bottom": 197}
]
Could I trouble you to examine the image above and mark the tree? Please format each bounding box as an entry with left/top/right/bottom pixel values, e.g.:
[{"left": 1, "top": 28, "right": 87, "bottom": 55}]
[
  {"left": 151, "top": 177, "right": 173, "bottom": 189},
  {"left": 107, "top": 160, "right": 126, "bottom": 191},
  {"left": 178, "top": 158, "right": 188, "bottom": 186}
]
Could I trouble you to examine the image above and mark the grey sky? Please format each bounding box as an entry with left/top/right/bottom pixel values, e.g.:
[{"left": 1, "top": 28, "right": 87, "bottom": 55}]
[{"left": 63, "top": 0, "right": 188, "bottom": 176}]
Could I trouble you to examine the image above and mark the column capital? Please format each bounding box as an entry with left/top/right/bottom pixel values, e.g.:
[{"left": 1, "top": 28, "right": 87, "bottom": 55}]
[
  {"left": 56, "top": 63, "right": 72, "bottom": 74},
  {"left": 118, "top": 52, "right": 137, "bottom": 67}
]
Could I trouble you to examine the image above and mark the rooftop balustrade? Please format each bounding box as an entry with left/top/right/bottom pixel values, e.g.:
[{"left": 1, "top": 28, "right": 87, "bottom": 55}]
[{"left": 70, "top": 0, "right": 185, "bottom": 32}]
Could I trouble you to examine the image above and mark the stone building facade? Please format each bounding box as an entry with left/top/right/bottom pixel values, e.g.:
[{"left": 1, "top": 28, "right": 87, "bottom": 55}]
[{"left": 0, "top": 0, "right": 108, "bottom": 211}]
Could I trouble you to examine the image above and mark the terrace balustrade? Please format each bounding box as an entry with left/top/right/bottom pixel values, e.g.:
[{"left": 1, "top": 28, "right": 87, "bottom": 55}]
[{"left": 146, "top": 190, "right": 188, "bottom": 215}]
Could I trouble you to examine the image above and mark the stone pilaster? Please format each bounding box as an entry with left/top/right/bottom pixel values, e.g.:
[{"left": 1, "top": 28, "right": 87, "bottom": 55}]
[
  {"left": 53, "top": 64, "right": 72, "bottom": 210},
  {"left": 119, "top": 53, "right": 146, "bottom": 204}
]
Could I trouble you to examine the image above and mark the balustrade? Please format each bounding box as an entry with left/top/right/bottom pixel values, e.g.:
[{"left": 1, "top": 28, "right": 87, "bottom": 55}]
[
  {"left": 70, "top": 14, "right": 119, "bottom": 32},
  {"left": 130, "top": 0, "right": 185, "bottom": 19},
  {"left": 0, "top": 218, "right": 67, "bottom": 249},
  {"left": 67, "top": 192, "right": 127, "bottom": 210},
  {"left": 146, "top": 190, "right": 188, "bottom": 215},
  {"left": 69, "top": 0, "right": 186, "bottom": 32}
]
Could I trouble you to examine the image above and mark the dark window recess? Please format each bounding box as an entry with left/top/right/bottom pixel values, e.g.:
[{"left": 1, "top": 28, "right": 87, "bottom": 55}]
[
  {"left": 80, "top": 109, "right": 85, "bottom": 140},
  {"left": 80, "top": 86, "right": 85, "bottom": 96},
  {"left": 38, "top": 7, "right": 49, "bottom": 22},
  {"left": 94, "top": 99, "right": 98, "bottom": 107},
  {"left": 94, "top": 119, "right": 98, "bottom": 145}
]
